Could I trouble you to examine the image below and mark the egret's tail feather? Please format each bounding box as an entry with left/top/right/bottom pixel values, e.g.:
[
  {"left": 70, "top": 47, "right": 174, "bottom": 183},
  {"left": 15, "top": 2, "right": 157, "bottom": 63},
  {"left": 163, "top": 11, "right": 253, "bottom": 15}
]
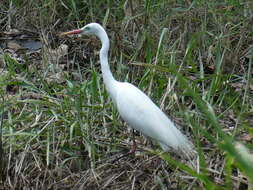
[{"left": 159, "top": 128, "right": 196, "bottom": 159}]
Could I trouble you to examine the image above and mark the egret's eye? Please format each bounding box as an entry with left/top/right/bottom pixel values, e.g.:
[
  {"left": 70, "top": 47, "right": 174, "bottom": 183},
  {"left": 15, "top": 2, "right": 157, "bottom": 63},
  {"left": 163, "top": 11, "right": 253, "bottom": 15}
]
[{"left": 85, "top": 26, "right": 90, "bottom": 31}]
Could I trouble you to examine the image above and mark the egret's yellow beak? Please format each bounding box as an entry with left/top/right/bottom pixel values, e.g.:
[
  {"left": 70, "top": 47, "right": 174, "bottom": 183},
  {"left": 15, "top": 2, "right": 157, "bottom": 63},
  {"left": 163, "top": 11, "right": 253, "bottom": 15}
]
[{"left": 60, "top": 29, "right": 82, "bottom": 36}]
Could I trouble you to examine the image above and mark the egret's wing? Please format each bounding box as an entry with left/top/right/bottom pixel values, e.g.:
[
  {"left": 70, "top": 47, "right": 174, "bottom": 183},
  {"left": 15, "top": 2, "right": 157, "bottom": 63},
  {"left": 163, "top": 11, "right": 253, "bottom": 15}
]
[
  {"left": 115, "top": 82, "right": 194, "bottom": 157},
  {"left": 116, "top": 82, "right": 165, "bottom": 136}
]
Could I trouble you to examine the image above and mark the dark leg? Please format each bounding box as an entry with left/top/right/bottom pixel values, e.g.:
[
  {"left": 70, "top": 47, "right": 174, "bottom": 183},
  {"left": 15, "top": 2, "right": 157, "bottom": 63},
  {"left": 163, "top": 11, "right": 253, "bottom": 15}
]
[
  {"left": 129, "top": 130, "right": 136, "bottom": 154},
  {"left": 111, "top": 129, "right": 136, "bottom": 162}
]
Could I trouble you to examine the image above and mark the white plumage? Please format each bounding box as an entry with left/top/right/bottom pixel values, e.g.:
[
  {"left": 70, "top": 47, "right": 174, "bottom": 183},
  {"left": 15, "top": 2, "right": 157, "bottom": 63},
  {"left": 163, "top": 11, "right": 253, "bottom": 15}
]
[{"left": 61, "top": 23, "right": 195, "bottom": 158}]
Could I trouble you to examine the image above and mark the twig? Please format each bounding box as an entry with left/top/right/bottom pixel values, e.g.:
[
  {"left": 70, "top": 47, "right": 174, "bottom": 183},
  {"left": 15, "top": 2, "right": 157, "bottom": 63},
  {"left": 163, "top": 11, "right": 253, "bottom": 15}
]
[{"left": 0, "top": 95, "right": 4, "bottom": 182}]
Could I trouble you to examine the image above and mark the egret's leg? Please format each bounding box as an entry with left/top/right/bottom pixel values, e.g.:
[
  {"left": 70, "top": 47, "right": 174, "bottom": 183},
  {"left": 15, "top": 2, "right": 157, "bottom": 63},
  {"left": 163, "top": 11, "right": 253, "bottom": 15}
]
[
  {"left": 112, "top": 129, "right": 136, "bottom": 162},
  {"left": 129, "top": 129, "right": 136, "bottom": 154}
]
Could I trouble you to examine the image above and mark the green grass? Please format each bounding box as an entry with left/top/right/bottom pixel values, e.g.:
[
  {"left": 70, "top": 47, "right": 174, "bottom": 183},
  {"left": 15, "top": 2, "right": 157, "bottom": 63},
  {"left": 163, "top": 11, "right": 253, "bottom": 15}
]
[{"left": 0, "top": 0, "right": 253, "bottom": 189}]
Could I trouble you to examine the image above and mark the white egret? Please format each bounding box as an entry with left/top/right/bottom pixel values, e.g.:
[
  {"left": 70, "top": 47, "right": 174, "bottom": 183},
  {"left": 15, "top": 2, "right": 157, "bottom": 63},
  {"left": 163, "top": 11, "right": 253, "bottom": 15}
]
[{"left": 61, "top": 23, "right": 195, "bottom": 158}]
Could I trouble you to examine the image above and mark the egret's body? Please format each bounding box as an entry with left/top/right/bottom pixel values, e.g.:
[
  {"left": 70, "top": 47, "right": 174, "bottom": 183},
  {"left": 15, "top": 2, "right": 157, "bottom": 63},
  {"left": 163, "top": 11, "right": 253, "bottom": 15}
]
[{"left": 62, "top": 23, "right": 195, "bottom": 158}]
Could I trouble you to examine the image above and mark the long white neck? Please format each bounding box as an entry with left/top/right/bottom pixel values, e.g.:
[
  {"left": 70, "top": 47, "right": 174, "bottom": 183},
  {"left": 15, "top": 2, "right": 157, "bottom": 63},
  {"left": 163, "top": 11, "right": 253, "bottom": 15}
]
[{"left": 96, "top": 27, "right": 117, "bottom": 97}]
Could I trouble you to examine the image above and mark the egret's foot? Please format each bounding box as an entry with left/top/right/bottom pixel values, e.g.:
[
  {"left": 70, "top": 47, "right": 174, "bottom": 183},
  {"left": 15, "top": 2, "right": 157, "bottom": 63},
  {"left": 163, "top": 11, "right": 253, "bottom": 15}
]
[
  {"left": 111, "top": 149, "right": 135, "bottom": 163},
  {"left": 110, "top": 129, "right": 137, "bottom": 163},
  {"left": 111, "top": 137, "right": 137, "bottom": 163}
]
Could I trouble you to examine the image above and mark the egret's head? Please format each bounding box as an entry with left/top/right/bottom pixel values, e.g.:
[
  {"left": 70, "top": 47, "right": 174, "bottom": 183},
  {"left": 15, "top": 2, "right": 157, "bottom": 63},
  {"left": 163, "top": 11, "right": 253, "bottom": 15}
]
[{"left": 60, "top": 23, "right": 103, "bottom": 37}]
